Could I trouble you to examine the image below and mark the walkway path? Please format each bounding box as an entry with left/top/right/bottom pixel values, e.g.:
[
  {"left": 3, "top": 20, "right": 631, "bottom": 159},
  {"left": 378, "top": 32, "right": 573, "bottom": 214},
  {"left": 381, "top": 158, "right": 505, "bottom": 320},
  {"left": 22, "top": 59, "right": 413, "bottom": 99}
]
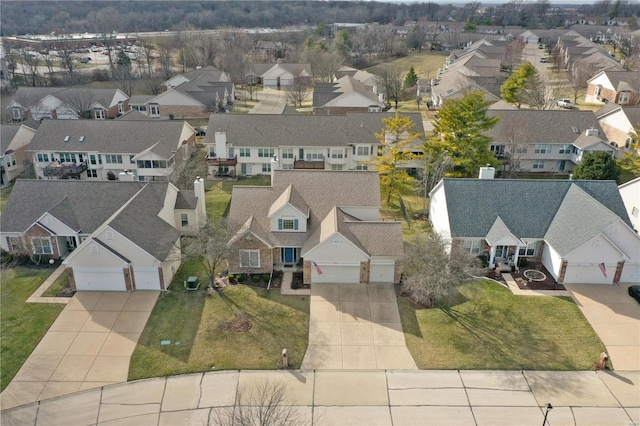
[
  {"left": 0, "top": 291, "right": 159, "bottom": 410},
  {"left": 301, "top": 283, "right": 416, "bottom": 370},
  {"left": 26, "top": 265, "right": 70, "bottom": 304},
  {"left": 2, "top": 369, "right": 638, "bottom": 425}
]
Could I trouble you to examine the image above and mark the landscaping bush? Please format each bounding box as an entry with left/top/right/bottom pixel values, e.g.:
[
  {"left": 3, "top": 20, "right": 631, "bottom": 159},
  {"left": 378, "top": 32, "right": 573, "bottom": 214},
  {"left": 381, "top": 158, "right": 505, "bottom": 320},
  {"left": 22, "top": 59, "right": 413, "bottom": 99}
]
[
  {"left": 262, "top": 273, "right": 270, "bottom": 282},
  {"left": 237, "top": 274, "right": 245, "bottom": 283}
]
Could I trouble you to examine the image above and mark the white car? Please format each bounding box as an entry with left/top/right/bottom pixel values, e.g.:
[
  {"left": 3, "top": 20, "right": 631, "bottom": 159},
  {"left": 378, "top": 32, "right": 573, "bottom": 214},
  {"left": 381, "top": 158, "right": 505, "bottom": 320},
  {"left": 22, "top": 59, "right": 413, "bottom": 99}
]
[{"left": 557, "top": 99, "right": 574, "bottom": 109}]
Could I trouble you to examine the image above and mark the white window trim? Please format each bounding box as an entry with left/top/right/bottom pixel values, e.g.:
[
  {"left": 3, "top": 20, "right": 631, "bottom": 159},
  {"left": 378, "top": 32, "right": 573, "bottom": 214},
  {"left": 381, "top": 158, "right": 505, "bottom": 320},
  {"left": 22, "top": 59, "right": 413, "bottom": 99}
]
[
  {"left": 94, "top": 109, "right": 106, "bottom": 120},
  {"left": 31, "top": 237, "right": 53, "bottom": 255},
  {"left": 239, "top": 249, "right": 260, "bottom": 268}
]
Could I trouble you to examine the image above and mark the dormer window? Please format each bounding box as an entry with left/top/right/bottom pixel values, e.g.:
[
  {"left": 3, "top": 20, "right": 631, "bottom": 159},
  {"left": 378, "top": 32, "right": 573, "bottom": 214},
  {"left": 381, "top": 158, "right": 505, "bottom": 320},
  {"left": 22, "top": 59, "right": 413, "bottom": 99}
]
[{"left": 278, "top": 218, "right": 299, "bottom": 230}]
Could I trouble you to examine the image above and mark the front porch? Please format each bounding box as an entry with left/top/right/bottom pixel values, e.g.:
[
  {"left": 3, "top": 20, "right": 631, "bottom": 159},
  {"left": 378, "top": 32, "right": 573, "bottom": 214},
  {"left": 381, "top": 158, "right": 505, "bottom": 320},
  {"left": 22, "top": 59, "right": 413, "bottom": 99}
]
[{"left": 488, "top": 261, "right": 564, "bottom": 291}]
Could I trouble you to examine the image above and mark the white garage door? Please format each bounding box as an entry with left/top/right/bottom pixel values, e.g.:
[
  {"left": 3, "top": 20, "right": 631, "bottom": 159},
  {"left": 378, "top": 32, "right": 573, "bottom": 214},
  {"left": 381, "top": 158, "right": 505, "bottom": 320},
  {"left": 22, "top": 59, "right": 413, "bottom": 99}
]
[
  {"left": 563, "top": 264, "right": 614, "bottom": 284},
  {"left": 370, "top": 262, "right": 395, "bottom": 283},
  {"left": 620, "top": 263, "right": 640, "bottom": 283},
  {"left": 134, "top": 267, "right": 161, "bottom": 290},
  {"left": 312, "top": 264, "right": 360, "bottom": 284},
  {"left": 264, "top": 78, "right": 277, "bottom": 86},
  {"left": 73, "top": 266, "right": 126, "bottom": 291}
]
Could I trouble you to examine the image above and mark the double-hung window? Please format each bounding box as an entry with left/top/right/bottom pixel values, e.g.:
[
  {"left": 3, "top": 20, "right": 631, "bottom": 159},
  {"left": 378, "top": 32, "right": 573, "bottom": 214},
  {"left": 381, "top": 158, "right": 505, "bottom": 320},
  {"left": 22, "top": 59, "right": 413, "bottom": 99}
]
[
  {"left": 258, "top": 148, "right": 274, "bottom": 158},
  {"left": 532, "top": 159, "right": 545, "bottom": 169},
  {"left": 239, "top": 148, "right": 251, "bottom": 157},
  {"left": 330, "top": 149, "right": 345, "bottom": 159},
  {"left": 518, "top": 241, "right": 537, "bottom": 257},
  {"left": 278, "top": 218, "right": 299, "bottom": 230},
  {"left": 282, "top": 148, "right": 294, "bottom": 159},
  {"left": 94, "top": 109, "right": 106, "bottom": 120},
  {"left": 37, "top": 153, "right": 49, "bottom": 163},
  {"left": 32, "top": 237, "right": 53, "bottom": 255},
  {"left": 356, "top": 146, "right": 370, "bottom": 156},
  {"left": 463, "top": 240, "right": 481, "bottom": 255},
  {"left": 239, "top": 249, "right": 260, "bottom": 268},
  {"left": 181, "top": 214, "right": 189, "bottom": 227},
  {"left": 149, "top": 105, "right": 160, "bottom": 116},
  {"left": 558, "top": 144, "right": 571, "bottom": 154},
  {"left": 534, "top": 144, "right": 552, "bottom": 154},
  {"left": 105, "top": 154, "right": 123, "bottom": 164}
]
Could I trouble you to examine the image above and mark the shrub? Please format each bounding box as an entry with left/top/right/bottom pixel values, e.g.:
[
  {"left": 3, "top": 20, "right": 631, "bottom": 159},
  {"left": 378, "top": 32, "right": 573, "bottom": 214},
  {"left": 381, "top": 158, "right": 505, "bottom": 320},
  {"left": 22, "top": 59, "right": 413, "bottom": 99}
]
[
  {"left": 263, "top": 273, "right": 270, "bottom": 282},
  {"left": 237, "top": 274, "right": 245, "bottom": 282},
  {"left": 251, "top": 274, "right": 262, "bottom": 283}
]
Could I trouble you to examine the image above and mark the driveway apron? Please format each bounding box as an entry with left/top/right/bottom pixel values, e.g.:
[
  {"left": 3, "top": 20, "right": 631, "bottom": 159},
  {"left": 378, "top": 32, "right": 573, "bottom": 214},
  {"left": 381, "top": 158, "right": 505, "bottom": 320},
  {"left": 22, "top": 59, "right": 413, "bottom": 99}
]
[
  {"left": 0, "top": 291, "right": 159, "bottom": 410},
  {"left": 565, "top": 283, "right": 640, "bottom": 370},
  {"left": 302, "top": 283, "right": 416, "bottom": 370}
]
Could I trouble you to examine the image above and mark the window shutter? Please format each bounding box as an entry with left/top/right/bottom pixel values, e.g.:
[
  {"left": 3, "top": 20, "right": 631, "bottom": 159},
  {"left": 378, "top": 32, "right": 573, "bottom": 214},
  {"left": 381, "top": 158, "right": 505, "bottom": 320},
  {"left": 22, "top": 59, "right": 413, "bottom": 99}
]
[
  {"left": 278, "top": 219, "right": 283, "bottom": 230},
  {"left": 294, "top": 219, "right": 298, "bottom": 230}
]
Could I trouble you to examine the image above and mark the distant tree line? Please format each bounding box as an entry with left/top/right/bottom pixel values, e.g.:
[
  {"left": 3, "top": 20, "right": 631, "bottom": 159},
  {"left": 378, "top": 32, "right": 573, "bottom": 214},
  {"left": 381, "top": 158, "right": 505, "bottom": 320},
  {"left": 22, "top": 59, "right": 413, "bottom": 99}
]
[{"left": 2, "top": 1, "right": 639, "bottom": 37}]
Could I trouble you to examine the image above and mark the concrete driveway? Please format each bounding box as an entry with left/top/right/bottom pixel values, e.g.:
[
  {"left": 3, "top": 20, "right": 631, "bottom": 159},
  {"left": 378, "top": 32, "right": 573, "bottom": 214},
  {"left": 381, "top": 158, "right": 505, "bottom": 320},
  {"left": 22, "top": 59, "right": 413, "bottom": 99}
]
[
  {"left": 301, "top": 283, "right": 416, "bottom": 370},
  {"left": 565, "top": 283, "right": 640, "bottom": 370},
  {"left": 249, "top": 88, "right": 286, "bottom": 114},
  {"left": 0, "top": 291, "right": 158, "bottom": 410}
]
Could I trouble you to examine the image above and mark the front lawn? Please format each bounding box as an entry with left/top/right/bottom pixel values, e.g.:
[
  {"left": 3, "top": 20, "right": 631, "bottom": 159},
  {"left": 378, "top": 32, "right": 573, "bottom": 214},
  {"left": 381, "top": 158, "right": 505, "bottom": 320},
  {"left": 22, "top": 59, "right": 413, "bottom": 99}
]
[
  {"left": 128, "top": 260, "right": 310, "bottom": 381},
  {"left": 1, "top": 266, "right": 65, "bottom": 391},
  {"left": 399, "top": 280, "right": 607, "bottom": 370}
]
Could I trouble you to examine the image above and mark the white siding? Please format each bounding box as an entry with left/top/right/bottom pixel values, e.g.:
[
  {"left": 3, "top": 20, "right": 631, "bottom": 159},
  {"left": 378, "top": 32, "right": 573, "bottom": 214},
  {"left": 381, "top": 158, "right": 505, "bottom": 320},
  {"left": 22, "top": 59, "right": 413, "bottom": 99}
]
[
  {"left": 96, "top": 226, "right": 159, "bottom": 265},
  {"left": 428, "top": 182, "right": 452, "bottom": 242},
  {"left": 541, "top": 243, "right": 562, "bottom": 281},
  {"left": 619, "top": 179, "right": 640, "bottom": 234},
  {"left": 304, "top": 232, "right": 368, "bottom": 263},
  {"left": 620, "top": 262, "right": 640, "bottom": 283},
  {"left": 369, "top": 258, "right": 395, "bottom": 282},
  {"left": 38, "top": 213, "right": 76, "bottom": 236},
  {"left": 269, "top": 204, "right": 308, "bottom": 232}
]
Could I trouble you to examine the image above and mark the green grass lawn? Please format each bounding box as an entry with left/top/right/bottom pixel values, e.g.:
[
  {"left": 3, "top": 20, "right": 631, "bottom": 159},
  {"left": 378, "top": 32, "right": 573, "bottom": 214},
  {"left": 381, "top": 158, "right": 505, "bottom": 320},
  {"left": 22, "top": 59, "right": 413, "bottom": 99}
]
[
  {"left": 0, "top": 181, "right": 15, "bottom": 214},
  {"left": 41, "top": 271, "right": 69, "bottom": 297},
  {"left": 366, "top": 50, "right": 448, "bottom": 80},
  {"left": 205, "top": 175, "right": 270, "bottom": 218},
  {"left": 128, "top": 260, "right": 310, "bottom": 381},
  {"left": 1, "top": 266, "right": 65, "bottom": 391},
  {"left": 399, "top": 280, "right": 607, "bottom": 371}
]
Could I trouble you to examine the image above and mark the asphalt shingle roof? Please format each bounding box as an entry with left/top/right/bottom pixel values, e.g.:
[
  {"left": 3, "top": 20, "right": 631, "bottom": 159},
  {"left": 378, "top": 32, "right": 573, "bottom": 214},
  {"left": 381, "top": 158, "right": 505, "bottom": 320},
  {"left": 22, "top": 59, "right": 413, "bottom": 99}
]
[
  {"left": 28, "top": 119, "right": 190, "bottom": 158},
  {"left": 204, "top": 112, "right": 424, "bottom": 148},
  {"left": 228, "top": 170, "right": 396, "bottom": 256},
  {"left": 440, "top": 179, "right": 632, "bottom": 249},
  {"left": 1, "top": 125, "right": 20, "bottom": 154}
]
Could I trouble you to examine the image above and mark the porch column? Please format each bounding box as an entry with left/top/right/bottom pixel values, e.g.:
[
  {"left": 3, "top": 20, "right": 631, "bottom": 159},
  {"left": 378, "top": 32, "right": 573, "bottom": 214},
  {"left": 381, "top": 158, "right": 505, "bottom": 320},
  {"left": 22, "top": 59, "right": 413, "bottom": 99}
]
[
  {"left": 488, "top": 246, "right": 496, "bottom": 268},
  {"left": 512, "top": 246, "right": 520, "bottom": 271},
  {"left": 74, "top": 236, "right": 80, "bottom": 249}
]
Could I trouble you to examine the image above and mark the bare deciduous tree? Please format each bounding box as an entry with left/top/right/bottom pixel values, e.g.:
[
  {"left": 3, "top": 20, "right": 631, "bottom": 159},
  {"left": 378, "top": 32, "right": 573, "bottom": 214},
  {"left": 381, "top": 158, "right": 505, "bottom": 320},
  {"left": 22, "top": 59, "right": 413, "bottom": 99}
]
[
  {"left": 142, "top": 76, "right": 163, "bottom": 95},
  {"left": 375, "top": 65, "right": 403, "bottom": 108},
  {"left": 57, "top": 40, "right": 83, "bottom": 85},
  {"left": 63, "top": 89, "right": 96, "bottom": 119},
  {"left": 18, "top": 49, "right": 41, "bottom": 87},
  {"left": 182, "top": 218, "right": 233, "bottom": 288},
  {"left": 285, "top": 79, "right": 309, "bottom": 107},
  {"left": 156, "top": 40, "right": 174, "bottom": 81},
  {"left": 213, "top": 380, "right": 309, "bottom": 426},
  {"left": 135, "top": 38, "right": 156, "bottom": 78},
  {"left": 567, "top": 61, "right": 598, "bottom": 104},
  {"left": 502, "top": 118, "right": 530, "bottom": 178},
  {"left": 401, "top": 231, "right": 483, "bottom": 308}
]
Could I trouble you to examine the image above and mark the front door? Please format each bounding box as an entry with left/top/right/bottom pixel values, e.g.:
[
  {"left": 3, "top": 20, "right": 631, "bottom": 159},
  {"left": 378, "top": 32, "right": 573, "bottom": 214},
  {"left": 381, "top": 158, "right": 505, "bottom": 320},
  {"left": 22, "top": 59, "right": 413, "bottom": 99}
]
[
  {"left": 241, "top": 163, "right": 252, "bottom": 176},
  {"left": 559, "top": 160, "right": 566, "bottom": 171},
  {"left": 495, "top": 245, "right": 508, "bottom": 258},
  {"left": 281, "top": 247, "right": 298, "bottom": 264}
]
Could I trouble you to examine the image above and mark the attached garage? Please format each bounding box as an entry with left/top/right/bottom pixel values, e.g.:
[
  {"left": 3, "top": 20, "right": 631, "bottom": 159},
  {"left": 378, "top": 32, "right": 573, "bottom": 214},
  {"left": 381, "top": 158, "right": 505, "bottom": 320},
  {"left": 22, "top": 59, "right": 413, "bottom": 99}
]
[
  {"left": 563, "top": 263, "right": 614, "bottom": 284},
  {"left": 311, "top": 263, "right": 360, "bottom": 284},
  {"left": 133, "top": 267, "right": 161, "bottom": 290},
  {"left": 73, "top": 266, "right": 126, "bottom": 291},
  {"left": 369, "top": 260, "right": 395, "bottom": 283}
]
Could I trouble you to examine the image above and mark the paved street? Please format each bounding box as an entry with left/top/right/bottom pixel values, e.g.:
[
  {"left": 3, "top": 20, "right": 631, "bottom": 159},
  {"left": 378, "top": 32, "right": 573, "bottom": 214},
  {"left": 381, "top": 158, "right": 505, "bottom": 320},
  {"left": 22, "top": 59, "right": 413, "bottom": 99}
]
[
  {"left": 2, "top": 369, "right": 638, "bottom": 425},
  {"left": 249, "top": 87, "right": 287, "bottom": 114}
]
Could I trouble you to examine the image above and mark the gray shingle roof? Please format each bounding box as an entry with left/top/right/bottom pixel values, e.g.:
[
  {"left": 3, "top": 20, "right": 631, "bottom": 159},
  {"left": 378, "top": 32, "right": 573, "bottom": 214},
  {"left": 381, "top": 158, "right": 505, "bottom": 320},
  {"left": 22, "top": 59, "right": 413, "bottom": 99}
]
[
  {"left": 1, "top": 125, "right": 20, "bottom": 154},
  {"left": 28, "top": 119, "right": 190, "bottom": 158},
  {"left": 440, "top": 179, "right": 632, "bottom": 244},
  {"left": 229, "top": 170, "right": 385, "bottom": 253},
  {"left": 313, "top": 76, "right": 383, "bottom": 108},
  {"left": 116, "top": 110, "right": 153, "bottom": 121},
  {"left": 205, "top": 112, "right": 424, "bottom": 148},
  {"left": 54, "top": 88, "right": 123, "bottom": 110},
  {"left": 1, "top": 180, "right": 146, "bottom": 233},
  {"left": 10, "top": 87, "right": 65, "bottom": 108},
  {"left": 486, "top": 110, "right": 603, "bottom": 144},
  {"left": 175, "top": 190, "right": 198, "bottom": 209}
]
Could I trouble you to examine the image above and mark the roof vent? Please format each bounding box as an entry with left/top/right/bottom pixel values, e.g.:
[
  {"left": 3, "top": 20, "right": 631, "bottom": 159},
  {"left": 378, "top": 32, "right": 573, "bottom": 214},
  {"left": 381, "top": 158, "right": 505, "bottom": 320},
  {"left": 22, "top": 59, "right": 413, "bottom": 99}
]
[
  {"left": 572, "top": 126, "right": 580, "bottom": 134},
  {"left": 79, "top": 136, "right": 85, "bottom": 142},
  {"left": 64, "top": 136, "right": 70, "bottom": 142}
]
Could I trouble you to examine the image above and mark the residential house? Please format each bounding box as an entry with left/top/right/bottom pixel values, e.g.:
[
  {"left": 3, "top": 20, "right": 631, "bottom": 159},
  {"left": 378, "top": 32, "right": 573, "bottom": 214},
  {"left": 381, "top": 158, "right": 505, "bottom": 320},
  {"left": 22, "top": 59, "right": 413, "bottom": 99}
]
[
  {"left": 7, "top": 87, "right": 129, "bottom": 121},
  {"left": 486, "top": 109, "right": 616, "bottom": 174},
  {"left": 161, "top": 66, "right": 231, "bottom": 92},
  {"left": 0, "top": 178, "right": 206, "bottom": 291},
  {"left": 619, "top": 177, "right": 640, "bottom": 234},
  {"left": 556, "top": 32, "right": 623, "bottom": 73},
  {"left": 257, "top": 63, "right": 312, "bottom": 88},
  {"left": 1, "top": 123, "right": 37, "bottom": 186},
  {"left": 586, "top": 70, "right": 639, "bottom": 106},
  {"left": 595, "top": 105, "right": 640, "bottom": 151},
  {"left": 313, "top": 75, "right": 385, "bottom": 115},
  {"left": 204, "top": 112, "right": 424, "bottom": 177},
  {"left": 227, "top": 170, "right": 403, "bottom": 284},
  {"left": 429, "top": 175, "right": 640, "bottom": 284},
  {"left": 28, "top": 119, "right": 196, "bottom": 182}
]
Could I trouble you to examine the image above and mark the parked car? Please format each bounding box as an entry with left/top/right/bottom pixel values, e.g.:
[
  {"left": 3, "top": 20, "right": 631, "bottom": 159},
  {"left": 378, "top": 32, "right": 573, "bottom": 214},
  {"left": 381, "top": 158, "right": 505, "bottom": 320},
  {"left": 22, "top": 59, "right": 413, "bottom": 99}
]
[
  {"left": 538, "top": 43, "right": 544, "bottom": 49},
  {"left": 540, "top": 57, "right": 548, "bottom": 63},
  {"left": 629, "top": 285, "right": 640, "bottom": 303},
  {"left": 557, "top": 99, "right": 574, "bottom": 109}
]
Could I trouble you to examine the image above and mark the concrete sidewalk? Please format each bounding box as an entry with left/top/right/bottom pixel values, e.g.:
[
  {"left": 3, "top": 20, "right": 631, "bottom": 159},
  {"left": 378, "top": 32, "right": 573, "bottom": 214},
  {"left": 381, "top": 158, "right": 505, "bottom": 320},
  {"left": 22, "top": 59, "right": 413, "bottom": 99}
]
[{"left": 2, "top": 369, "right": 638, "bottom": 425}]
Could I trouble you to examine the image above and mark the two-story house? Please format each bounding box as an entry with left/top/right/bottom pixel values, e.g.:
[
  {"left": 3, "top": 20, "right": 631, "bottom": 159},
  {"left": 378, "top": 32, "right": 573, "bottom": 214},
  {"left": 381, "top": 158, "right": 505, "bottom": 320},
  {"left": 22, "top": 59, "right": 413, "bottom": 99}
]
[
  {"left": 595, "top": 104, "right": 640, "bottom": 151},
  {"left": 1, "top": 123, "right": 37, "bottom": 187},
  {"left": 204, "top": 112, "right": 424, "bottom": 178},
  {"left": 28, "top": 120, "right": 196, "bottom": 182},
  {"left": 0, "top": 178, "right": 207, "bottom": 291},
  {"left": 7, "top": 87, "right": 129, "bottom": 121},
  {"left": 227, "top": 170, "right": 403, "bottom": 284},
  {"left": 586, "top": 70, "right": 640, "bottom": 106},
  {"left": 486, "top": 109, "right": 616, "bottom": 174}
]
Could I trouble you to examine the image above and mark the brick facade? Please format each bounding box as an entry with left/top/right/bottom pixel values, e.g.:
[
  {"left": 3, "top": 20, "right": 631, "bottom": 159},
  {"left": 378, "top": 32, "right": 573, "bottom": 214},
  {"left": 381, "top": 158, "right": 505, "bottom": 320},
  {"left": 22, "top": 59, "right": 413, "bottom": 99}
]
[
  {"left": 558, "top": 260, "right": 568, "bottom": 283},
  {"left": 599, "top": 122, "right": 632, "bottom": 149},
  {"left": 158, "top": 266, "right": 165, "bottom": 291},
  {"left": 613, "top": 260, "right": 625, "bottom": 284},
  {"left": 124, "top": 266, "right": 134, "bottom": 291},
  {"left": 227, "top": 233, "right": 273, "bottom": 275},
  {"left": 67, "top": 267, "right": 76, "bottom": 291},
  {"left": 303, "top": 260, "right": 311, "bottom": 285},
  {"left": 23, "top": 223, "right": 60, "bottom": 259},
  {"left": 586, "top": 83, "right": 639, "bottom": 106},
  {"left": 360, "top": 260, "right": 369, "bottom": 283},
  {"left": 394, "top": 259, "right": 403, "bottom": 284}
]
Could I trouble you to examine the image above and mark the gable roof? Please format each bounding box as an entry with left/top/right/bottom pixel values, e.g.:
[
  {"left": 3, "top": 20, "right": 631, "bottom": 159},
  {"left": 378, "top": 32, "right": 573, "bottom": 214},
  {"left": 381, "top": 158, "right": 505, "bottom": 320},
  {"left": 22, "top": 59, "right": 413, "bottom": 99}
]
[
  {"left": 594, "top": 71, "right": 640, "bottom": 92},
  {"left": 1, "top": 125, "right": 20, "bottom": 154},
  {"left": 10, "top": 87, "right": 65, "bottom": 108},
  {"left": 229, "top": 170, "right": 383, "bottom": 251},
  {"left": 53, "top": 88, "right": 126, "bottom": 110},
  {"left": 486, "top": 110, "right": 604, "bottom": 144},
  {"left": 313, "top": 75, "right": 383, "bottom": 108},
  {"left": 205, "top": 112, "right": 424, "bottom": 148},
  {"left": 438, "top": 179, "right": 632, "bottom": 246},
  {"left": 28, "top": 119, "right": 192, "bottom": 158}
]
